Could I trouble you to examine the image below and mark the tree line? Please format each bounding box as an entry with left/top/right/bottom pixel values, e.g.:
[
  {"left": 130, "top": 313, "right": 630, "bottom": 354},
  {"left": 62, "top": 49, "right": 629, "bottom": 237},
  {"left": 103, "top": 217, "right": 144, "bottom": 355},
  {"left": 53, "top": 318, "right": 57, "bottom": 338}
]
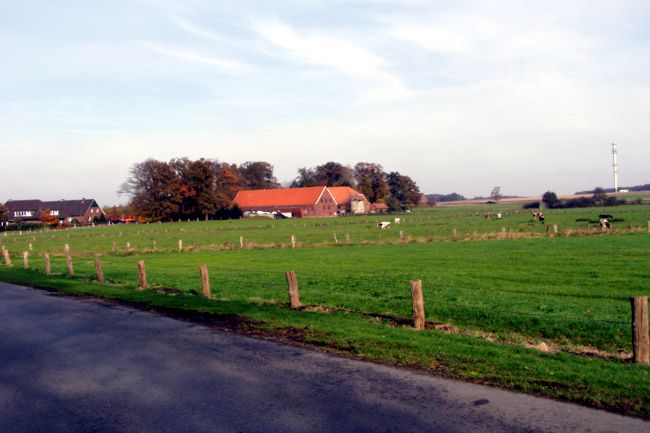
[{"left": 118, "top": 158, "right": 421, "bottom": 221}]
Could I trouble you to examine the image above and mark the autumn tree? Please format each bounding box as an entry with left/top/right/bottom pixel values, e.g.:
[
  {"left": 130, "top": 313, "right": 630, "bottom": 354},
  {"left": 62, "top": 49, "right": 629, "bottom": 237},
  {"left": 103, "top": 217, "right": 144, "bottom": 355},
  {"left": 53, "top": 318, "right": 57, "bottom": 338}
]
[
  {"left": 354, "top": 162, "right": 389, "bottom": 203},
  {"left": 171, "top": 157, "right": 221, "bottom": 218},
  {"left": 215, "top": 163, "right": 242, "bottom": 206},
  {"left": 387, "top": 172, "right": 421, "bottom": 210},
  {"left": 119, "top": 159, "right": 182, "bottom": 221},
  {"left": 39, "top": 209, "right": 59, "bottom": 226},
  {"left": 239, "top": 161, "right": 280, "bottom": 190}
]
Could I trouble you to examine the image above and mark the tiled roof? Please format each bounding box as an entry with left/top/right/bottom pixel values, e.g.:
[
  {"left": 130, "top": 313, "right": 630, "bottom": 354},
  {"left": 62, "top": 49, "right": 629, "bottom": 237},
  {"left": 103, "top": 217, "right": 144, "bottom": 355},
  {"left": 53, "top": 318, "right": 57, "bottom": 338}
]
[
  {"left": 4, "top": 200, "right": 42, "bottom": 212},
  {"left": 4, "top": 199, "right": 101, "bottom": 219},
  {"left": 328, "top": 187, "right": 368, "bottom": 205},
  {"left": 42, "top": 199, "right": 99, "bottom": 217},
  {"left": 234, "top": 187, "right": 327, "bottom": 208}
]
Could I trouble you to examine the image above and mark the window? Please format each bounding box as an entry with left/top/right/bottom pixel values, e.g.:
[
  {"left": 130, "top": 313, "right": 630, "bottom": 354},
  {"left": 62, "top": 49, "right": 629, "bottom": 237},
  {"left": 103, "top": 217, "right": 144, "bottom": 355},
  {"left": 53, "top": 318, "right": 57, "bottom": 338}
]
[{"left": 14, "top": 211, "right": 33, "bottom": 217}]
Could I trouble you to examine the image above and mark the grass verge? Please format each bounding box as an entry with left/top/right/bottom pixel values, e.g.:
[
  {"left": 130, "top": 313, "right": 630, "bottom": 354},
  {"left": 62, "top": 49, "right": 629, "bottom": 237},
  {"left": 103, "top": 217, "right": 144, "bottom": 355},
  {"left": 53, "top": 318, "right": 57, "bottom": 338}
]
[{"left": 0, "top": 267, "right": 648, "bottom": 419}]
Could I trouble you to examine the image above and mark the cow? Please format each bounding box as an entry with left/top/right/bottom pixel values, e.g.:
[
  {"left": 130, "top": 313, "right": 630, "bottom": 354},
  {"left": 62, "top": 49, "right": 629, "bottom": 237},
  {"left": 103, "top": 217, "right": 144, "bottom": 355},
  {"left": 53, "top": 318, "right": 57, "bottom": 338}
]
[
  {"left": 532, "top": 212, "right": 545, "bottom": 224},
  {"left": 600, "top": 218, "right": 611, "bottom": 229},
  {"left": 377, "top": 221, "right": 391, "bottom": 229}
]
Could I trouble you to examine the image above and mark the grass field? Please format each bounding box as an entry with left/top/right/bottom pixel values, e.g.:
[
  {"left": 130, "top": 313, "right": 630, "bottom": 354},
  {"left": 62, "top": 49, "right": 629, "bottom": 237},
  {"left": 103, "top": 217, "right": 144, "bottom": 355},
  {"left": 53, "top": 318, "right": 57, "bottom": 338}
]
[{"left": 1, "top": 204, "right": 649, "bottom": 417}]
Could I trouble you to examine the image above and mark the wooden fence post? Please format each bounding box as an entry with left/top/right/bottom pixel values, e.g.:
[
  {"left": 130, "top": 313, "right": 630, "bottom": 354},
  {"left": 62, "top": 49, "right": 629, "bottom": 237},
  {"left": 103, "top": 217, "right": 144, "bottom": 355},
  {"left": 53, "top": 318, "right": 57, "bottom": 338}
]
[
  {"left": 64, "top": 244, "right": 70, "bottom": 254},
  {"left": 631, "top": 296, "right": 649, "bottom": 365},
  {"left": 345, "top": 233, "right": 350, "bottom": 244},
  {"left": 178, "top": 239, "right": 183, "bottom": 252},
  {"left": 137, "top": 260, "right": 147, "bottom": 290},
  {"left": 291, "top": 235, "right": 296, "bottom": 249},
  {"left": 28, "top": 243, "right": 33, "bottom": 253},
  {"left": 199, "top": 264, "right": 211, "bottom": 299},
  {"left": 65, "top": 255, "right": 74, "bottom": 276},
  {"left": 333, "top": 233, "right": 338, "bottom": 243},
  {"left": 2, "top": 248, "right": 12, "bottom": 267},
  {"left": 553, "top": 224, "right": 558, "bottom": 234},
  {"left": 23, "top": 252, "right": 29, "bottom": 270},
  {"left": 94, "top": 259, "right": 105, "bottom": 283},
  {"left": 400, "top": 230, "right": 405, "bottom": 241},
  {"left": 285, "top": 271, "right": 300, "bottom": 309},
  {"left": 44, "top": 253, "right": 51, "bottom": 275},
  {"left": 126, "top": 242, "right": 131, "bottom": 251},
  {"left": 112, "top": 241, "right": 116, "bottom": 253},
  {"left": 647, "top": 221, "right": 650, "bottom": 233},
  {"left": 410, "top": 280, "right": 426, "bottom": 330},
  {"left": 152, "top": 240, "right": 157, "bottom": 251},
  {"left": 239, "top": 236, "right": 244, "bottom": 249},
  {"left": 452, "top": 228, "right": 457, "bottom": 239}
]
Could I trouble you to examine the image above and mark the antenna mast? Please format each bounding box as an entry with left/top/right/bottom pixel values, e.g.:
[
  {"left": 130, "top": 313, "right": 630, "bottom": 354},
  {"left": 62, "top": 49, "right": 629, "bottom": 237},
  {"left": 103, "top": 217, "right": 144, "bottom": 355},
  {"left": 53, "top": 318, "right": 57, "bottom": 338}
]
[{"left": 611, "top": 142, "right": 619, "bottom": 193}]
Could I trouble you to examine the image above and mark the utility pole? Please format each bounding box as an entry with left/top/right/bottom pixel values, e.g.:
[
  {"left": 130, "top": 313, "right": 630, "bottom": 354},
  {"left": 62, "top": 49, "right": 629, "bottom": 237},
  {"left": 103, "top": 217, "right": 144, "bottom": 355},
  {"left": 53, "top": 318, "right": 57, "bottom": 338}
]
[{"left": 612, "top": 143, "right": 619, "bottom": 193}]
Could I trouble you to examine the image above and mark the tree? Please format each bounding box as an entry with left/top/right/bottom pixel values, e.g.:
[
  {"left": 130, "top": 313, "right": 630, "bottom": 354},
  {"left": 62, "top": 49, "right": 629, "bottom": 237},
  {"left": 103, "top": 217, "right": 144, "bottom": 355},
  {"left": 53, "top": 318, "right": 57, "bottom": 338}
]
[
  {"left": 592, "top": 187, "right": 608, "bottom": 206},
  {"left": 215, "top": 163, "right": 242, "bottom": 206},
  {"left": 291, "top": 167, "right": 319, "bottom": 188},
  {"left": 354, "top": 162, "right": 389, "bottom": 203},
  {"left": 541, "top": 191, "right": 559, "bottom": 209},
  {"left": 490, "top": 186, "right": 502, "bottom": 204},
  {"left": 39, "top": 209, "right": 58, "bottom": 226},
  {"left": 0, "top": 203, "right": 8, "bottom": 224},
  {"left": 119, "top": 159, "right": 182, "bottom": 221},
  {"left": 387, "top": 172, "right": 421, "bottom": 209},
  {"left": 239, "top": 161, "right": 280, "bottom": 190},
  {"left": 314, "top": 162, "right": 356, "bottom": 187},
  {"left": 171, "top": 158, "right": 221, "bottom": 218}
]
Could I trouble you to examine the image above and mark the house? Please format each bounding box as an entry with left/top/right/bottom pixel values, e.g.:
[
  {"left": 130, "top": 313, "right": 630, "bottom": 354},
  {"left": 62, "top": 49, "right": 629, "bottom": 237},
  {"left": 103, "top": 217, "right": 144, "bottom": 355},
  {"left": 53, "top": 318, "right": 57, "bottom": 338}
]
[
  {"left": 4, "top": 199, "right": 106, "bottom": 225},
  {"left": 369, "top": 202, "right": 389, "bottom": 213},
  {"left": 233, "top": 186, "right": 338, "bottom": 218},
  {"left": 327, "top": 186, "right": 370, "bottom": 215}
]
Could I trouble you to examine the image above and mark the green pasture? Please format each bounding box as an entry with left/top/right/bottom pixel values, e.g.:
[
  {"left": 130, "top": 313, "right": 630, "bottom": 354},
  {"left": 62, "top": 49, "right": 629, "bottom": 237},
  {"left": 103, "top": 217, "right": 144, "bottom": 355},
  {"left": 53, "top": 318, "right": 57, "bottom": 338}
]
[
  {"left": 1, "top": 203, "right": 649, "bottom": 417},
  {"left": 2, "top": 204, "right": 650, "bottom": 253}
]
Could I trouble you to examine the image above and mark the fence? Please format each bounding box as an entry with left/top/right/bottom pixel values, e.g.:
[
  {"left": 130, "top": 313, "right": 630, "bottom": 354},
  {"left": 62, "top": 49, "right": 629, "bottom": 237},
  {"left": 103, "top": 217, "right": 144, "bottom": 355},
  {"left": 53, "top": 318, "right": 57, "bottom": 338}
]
[{"left": 0, "top": 249, "right": 648, "bottom": 365}]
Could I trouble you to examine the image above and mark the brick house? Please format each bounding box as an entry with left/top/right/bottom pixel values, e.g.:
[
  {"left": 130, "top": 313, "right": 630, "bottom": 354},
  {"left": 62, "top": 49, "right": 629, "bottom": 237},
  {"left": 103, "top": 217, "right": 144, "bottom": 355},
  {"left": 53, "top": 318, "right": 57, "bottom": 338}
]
[
  {"left": 327, "top": 186, "right": 370, "bottom": 215},
  {"left": 233, "top": 186, "right": 339, "bottom": 218},
  {"left": 4, "top": 199, "right": 106, "bottom": 225}
]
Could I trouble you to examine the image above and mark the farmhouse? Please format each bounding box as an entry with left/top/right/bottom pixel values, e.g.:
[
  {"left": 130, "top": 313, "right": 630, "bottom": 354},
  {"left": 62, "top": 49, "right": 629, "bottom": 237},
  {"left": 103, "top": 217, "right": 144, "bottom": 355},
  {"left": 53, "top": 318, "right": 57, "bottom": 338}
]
[
  {"left": 328, "top": 186, "right": 370, "bottom": 215},
  {"left": 233, "top": 186, "right": 340, "bottom": 218},
  {"left": 4, "top": 198, "right": 106, "bottom": 225}
]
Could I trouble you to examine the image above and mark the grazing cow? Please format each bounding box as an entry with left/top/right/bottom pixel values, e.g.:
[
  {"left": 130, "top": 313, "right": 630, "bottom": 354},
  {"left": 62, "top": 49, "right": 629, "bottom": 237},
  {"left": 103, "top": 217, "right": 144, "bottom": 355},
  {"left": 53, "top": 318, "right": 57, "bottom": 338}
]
[
  {"left": 394, "top": 218, "right": 401, "bottom": 224},
  {"left": 600, "top": 218, "right": 611, "bottom": 229},
  {"left": 377, "top": 221, "right": 391, "bottom": 229},
  {"left": 496, "top": 212, "right": 502, "bottom": 219},
  {"left": 532, "top": 212, "right": 545, "bottom": 224}
]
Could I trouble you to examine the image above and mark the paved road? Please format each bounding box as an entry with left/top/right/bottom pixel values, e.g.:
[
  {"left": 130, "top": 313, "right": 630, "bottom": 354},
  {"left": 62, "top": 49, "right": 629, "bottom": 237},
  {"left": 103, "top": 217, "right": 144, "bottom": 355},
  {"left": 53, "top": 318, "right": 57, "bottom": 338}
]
[{"left": 0, "top": 282, "right": 647, "bottom": 433}]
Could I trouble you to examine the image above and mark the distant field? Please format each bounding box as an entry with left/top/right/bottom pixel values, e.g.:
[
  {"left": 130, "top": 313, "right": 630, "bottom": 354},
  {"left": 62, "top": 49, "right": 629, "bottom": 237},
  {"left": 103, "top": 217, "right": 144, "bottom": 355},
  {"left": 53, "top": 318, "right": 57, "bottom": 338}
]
[
  {"left": 437, "top": 190, "right": 650, "bottom": 206},
  {"left": 1, "top": 204, "right": 650, "bottom": 417}
]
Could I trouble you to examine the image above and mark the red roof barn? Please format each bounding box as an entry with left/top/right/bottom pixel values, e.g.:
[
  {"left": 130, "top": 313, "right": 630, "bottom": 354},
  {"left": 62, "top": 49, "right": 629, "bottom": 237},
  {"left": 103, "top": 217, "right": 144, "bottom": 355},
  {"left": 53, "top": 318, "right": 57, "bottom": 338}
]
[{"left": 233, "top": 186, "right": 338, "bottom": 218}]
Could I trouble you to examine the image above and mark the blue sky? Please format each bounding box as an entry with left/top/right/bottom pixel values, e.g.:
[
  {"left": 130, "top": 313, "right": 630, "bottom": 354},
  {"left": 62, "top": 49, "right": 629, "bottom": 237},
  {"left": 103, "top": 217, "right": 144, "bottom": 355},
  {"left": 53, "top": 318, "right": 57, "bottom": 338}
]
[{"left": 2, "top": 0, "right": 649, "bottom": 205}]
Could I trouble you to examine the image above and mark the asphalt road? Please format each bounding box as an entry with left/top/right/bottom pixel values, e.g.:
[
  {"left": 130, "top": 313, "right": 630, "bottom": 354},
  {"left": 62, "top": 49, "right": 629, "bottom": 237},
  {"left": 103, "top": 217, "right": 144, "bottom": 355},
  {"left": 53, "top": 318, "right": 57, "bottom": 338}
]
[{"left": 0, "top": 281, "right": 647, "bottom": 433}]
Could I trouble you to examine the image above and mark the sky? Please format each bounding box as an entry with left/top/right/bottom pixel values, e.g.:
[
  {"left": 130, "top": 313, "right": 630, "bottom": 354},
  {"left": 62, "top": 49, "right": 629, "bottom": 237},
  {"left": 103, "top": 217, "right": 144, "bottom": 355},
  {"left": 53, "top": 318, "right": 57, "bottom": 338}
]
[{"left": 1, "top": 0, "right": 649, "bottom": 206}]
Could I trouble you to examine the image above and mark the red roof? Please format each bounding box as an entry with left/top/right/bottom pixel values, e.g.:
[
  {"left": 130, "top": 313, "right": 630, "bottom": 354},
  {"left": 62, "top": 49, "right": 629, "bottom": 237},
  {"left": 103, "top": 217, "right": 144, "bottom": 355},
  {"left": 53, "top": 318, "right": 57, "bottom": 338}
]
[
  {"left": 327, "top": 187, "right": 368, "bottom": 205},
  {"left": 234, "top": 186, "right": 327, "bottom": 208}
]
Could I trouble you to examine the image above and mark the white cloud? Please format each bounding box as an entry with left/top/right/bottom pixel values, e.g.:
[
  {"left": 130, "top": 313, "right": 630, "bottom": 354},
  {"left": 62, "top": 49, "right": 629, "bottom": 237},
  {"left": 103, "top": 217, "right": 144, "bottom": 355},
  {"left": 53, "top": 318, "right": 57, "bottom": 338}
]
[
  {"left": 141, "top": 42, "right": 245, "bottom": 70},
  {"left": 254, "top": 20, "right": 410, "bottom": 101}
]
